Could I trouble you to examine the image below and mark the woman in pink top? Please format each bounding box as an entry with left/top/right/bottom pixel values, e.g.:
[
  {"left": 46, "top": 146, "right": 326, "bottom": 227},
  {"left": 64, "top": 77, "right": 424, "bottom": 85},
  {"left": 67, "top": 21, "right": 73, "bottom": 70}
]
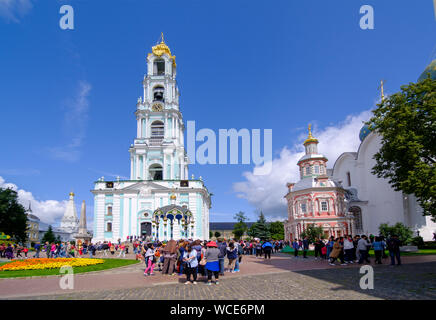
[{"left": 50, "top": 243, "right": 56, "bottom": 258}]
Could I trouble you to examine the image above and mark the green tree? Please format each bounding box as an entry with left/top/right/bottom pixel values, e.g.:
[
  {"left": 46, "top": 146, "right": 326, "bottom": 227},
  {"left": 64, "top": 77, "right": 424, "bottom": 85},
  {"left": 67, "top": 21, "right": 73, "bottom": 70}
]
[
  {"left": 42, "top": 225, "right": 56, "bottom": 243},
  {"left": 366, "top": 77, "right": 436, "bottom": 219},
  {"left": 214, "top": 231, "right": 221, "bottom": 238},
  {"left": 300, "top": 224, "right": 325, "bottom": 243},
  {"left": 0, "top": 187, "right": 28, "bottom": 244},
  {"left": 250, "top": 211, "right": 270, "bottom": 240},
  {"left": 378, "top": 222, "right": 413, "bottom": 244},
  {"left": 268, "top": 221, "right": 284, "bottom": 240},
  {"left": 209, "top": 231, "right": 213, "bottom": 238},
  {"left": 233, "top": 211, "right": 248, "bottom": 240}
]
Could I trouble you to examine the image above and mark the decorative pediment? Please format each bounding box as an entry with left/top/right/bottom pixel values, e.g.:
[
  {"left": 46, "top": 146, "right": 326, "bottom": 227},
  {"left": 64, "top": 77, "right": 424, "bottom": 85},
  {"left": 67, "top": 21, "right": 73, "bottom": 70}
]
[{"left": 119, "top": 181, "right": 171, "bottom": 193}]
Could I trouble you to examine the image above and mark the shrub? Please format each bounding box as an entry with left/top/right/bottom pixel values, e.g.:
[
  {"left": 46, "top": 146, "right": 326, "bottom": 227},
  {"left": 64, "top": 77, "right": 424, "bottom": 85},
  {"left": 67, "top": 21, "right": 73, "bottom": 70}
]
[
  {"left": 378, "top": 222, "right": 413, "bottom": 244},
  {"left": 411, "top": 236, "right": 424, "bottom": 248}
]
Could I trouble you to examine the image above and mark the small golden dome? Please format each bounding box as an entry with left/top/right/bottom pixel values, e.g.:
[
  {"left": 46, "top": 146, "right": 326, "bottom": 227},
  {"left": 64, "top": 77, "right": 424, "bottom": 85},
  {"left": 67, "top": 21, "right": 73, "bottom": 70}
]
[
  {"left": 150, "top": 33, "right": 176, "bottom": 66},
  {"left": 303, "top": 124, "right": 319, "bottom": 145},
  {"left": 69, "top": 192, "right": 75, "bottom": 197},
  {"left": 170, "top": 194, "right": 177, "bottom": 200}
]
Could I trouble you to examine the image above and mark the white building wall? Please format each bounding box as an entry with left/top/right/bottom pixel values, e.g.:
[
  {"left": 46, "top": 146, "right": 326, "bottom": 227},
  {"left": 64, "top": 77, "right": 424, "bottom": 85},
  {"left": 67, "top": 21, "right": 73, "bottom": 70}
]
[{"left": 333, "top": 132, "right": 436, "bottom": 240}]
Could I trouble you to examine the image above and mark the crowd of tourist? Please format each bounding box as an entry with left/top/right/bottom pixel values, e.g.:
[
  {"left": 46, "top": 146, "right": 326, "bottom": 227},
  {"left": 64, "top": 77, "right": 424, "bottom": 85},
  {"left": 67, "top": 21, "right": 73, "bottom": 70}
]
[
  {"left": 0, "top": 234, "right": 404, "bottom": 273},
  {"left": 286, "top": 234, "right": 403, "bottom": 266},
  {"left": 130, "top": 238, "right": 284, "bottom": 285}
]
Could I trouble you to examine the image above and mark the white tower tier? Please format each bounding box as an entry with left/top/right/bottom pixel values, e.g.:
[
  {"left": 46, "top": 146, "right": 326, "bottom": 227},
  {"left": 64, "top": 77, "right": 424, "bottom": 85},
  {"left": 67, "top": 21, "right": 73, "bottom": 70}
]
[{"left": 91, "top": 34, "right": 211, "bottom": 243}]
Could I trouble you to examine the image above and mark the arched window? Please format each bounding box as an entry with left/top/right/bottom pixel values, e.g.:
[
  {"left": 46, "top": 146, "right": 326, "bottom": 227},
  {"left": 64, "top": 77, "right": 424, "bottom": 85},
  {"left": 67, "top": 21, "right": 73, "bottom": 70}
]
[
  {"left": 107, "top": 206, "right": 112, "bottom": 216},
  {"left": 106, "top": 222, "right": 112, "bottom": 232},
  {"left": 149, "top": 164, "right": 163, "bottom": 180},
  {"left": 153, "top": 59, "right": 165, "bottom": 75},
  {"left": 150, "top": 120, "right": 164, "bottom": 145},
  {"left": 153, "top": 86, "right": 164, "bottom": 102},
  {"left": 349, "top": 206, "right": 363, "bottom": 232}
]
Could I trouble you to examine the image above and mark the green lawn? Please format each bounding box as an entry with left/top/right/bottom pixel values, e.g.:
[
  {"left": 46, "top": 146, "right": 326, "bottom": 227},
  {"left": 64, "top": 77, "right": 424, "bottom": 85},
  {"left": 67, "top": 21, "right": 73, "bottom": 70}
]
[
  {"left": 0, "top": 258, "right": 140, "bottom": 279},
  {"left": 281, "top": 247, "right": 436, "bottom": 257}
]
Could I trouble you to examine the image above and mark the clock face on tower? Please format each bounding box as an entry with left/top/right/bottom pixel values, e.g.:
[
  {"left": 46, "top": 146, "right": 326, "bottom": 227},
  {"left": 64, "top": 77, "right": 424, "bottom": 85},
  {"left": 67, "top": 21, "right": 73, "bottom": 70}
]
[{"left": 152, "top": 104, "right": 163, "bottom": 112}]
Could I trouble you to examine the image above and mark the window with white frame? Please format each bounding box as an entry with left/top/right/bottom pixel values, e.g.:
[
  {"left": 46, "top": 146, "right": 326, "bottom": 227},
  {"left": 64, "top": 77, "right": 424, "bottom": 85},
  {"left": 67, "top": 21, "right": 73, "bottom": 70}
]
[
  {"left": 107, "top": 206, "right": 112, "bottom": 216},
  {"left": 321, "top": 201, "right": 328, "bottom": 211},
  {"left": 106, "top": 222, "right": 112, "bottom": 232},
  {"left": 301, "top": 203, "right": 307, "bottom": 213},
  {"left": 306, "top": 166, "right": 311, "bottom": 175},
  {"left": 314, "top": 165, "right": 320, "bottom": 174}
]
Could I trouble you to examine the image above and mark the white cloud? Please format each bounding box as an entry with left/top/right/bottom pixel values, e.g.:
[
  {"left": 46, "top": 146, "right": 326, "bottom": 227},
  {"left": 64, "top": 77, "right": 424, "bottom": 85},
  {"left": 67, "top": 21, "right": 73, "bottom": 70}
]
[
  {"left": 47, "top": 81, "right": 92, "bottom": 162},
  {"left": 233, "top": 110, "right": 372, "bottom": 219},
  {"left": 0, "top": 176, "right": 67, "bottom": 225},
  {"left": 0, "top": 0, "right": 33, "bottom": 23}
]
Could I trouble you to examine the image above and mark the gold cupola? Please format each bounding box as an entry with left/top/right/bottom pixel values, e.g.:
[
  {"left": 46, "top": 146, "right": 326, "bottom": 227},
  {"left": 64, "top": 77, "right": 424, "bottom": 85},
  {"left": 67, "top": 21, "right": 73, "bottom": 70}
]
[
  {"left": 303, "top": 124, "right": 318, "bottom": 145},
  {"left": 149, "top": 33, "right": 176, "bottom": 66}
]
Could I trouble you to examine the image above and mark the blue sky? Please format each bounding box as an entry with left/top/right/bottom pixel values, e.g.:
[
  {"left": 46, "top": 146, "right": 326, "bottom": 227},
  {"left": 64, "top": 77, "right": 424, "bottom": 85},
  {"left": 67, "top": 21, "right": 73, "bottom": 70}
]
[{"left": 0, "top": 0, "right": 435, "bottom": 226}]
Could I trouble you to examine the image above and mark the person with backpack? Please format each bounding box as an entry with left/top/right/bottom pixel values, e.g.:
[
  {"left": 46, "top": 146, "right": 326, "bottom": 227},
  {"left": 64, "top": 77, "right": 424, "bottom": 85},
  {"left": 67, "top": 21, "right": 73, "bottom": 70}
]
[
  {"left": 143, "top": 243, "right": 156, "bottom": 276},
  {"left": 262, "top": 240, "right": 273, "bottom": 260},
  {"left": 226, "top": 241, "right": 238, "bottom": 273},
  {"left": 343, "top": 235, "right": 355, "bottom": 264},
  {"left": 372, "top": 236, "right": 385, "bottom": 264},
  {"left": 302, "top": 237, "right": 309, "bottom": 259},
  {"left": 358, "top": 235, "right": 371, "bottom": 264},
  {"left": 387, "top": 235, "right": 402, "bottom": 266},
  {"left": 313, "top": 238, "right": 324, "bottom": 260},
  {"left": 183, "top": 244, "right": 198, "bottom": 284},
  {"left": 218, "top": 239, "right": 227, "bottom": 276},
  {"left": 292, "top": 239, "right": 300, "bottom": 258},
  {"left": 89, "top": 243, "right": 97, "bottom": 258},
  {"left": 234, "top": 241, "right": 243, "bottom": 272},
  {"left": 329, "top": 238, "right": 347, "bottom": 266},
  {"left": 255, "top": 241, "right": 262, "bottom": 258},
  {"left": 326, "top": 236, "right": 334, "bottom": 259}
]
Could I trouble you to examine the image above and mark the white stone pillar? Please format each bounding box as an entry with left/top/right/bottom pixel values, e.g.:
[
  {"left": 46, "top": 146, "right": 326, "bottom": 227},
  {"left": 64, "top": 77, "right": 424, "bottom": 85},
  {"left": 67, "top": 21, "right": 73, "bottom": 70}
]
[
  {"left": 130, "top": 156, "right": 134, "bottom": 180},
  {"left": 164, "top": 114, "right": 168, "bottom": 139},
  {"left": 136, "top": 155, "right": 140, "bottom": 180},
  {"left": 170, "top": 154, "right": 174, "bottom": 180},
  {"left": 146, "top": 116, "right": 150, "bottom": 138},
  {"left": 137, "top": 118, "right": 141, "bottom": 138}
]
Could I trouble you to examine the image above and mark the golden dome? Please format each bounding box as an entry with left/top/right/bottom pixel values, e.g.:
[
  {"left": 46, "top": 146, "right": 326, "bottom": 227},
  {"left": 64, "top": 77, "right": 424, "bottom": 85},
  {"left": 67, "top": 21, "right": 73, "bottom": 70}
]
[
  {"left": 69, "top": 191, "right": 75, "bottom": 197},
  {"left": 303, "top": 124, "right": 318, "bottom": 145},
  {"left": 149, "top": 33, "right": 176, "bottom": 67},
  {"left": 170, "top": 194, "right": 177, "bottom": 200}
]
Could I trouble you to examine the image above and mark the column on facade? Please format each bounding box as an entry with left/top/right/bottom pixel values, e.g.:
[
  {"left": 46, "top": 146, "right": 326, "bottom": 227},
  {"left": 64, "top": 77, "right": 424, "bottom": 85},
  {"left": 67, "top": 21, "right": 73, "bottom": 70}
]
[
  {"left": 164, "top": 114, "right": 168, "bottom": 139},
  {"left": 163, "top": 153, "right": 167, "bottom": 180},
  {"left": 136, "top": 155, "right": 140, "bottom": 180},
  {"left": 170, "top": 153, "right": 174, "bottom": 180},
  {"left": 146, "top": 115, "right": 149, "bottom": 138},
  {"left": 130, "top": 155, "right": 134, "bottom": 179},
  {"left": 176, "top": 118, "right": 180, "bottom": 143},
  {"left": 172, "top": 115, "right": 176, "bottom": 139},
  {"left": 137, "top": 118, "right": 141, "bottom": 138}
]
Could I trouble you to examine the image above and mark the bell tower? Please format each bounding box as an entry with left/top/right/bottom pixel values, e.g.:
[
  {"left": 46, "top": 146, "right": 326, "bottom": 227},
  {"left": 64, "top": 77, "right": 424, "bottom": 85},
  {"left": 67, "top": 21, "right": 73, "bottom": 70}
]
[{"left": 130, "top": 34, "right": 188, "bottom": 181}]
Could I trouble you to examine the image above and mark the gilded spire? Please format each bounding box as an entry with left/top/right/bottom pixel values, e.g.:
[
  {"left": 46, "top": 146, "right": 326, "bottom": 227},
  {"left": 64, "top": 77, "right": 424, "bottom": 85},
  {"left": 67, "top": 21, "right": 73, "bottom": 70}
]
[
  {"left": 304, "top": 123, "right": 318, "bottom": 145},
  {"left": 149, "top": 33, "right": 176, "bottom": 67}
]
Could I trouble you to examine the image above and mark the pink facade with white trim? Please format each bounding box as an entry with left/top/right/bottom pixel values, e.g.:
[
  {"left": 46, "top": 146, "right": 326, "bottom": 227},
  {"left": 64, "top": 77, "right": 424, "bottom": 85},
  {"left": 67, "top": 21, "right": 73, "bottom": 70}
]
[{"left": 284, "top": 126, "right": 352, "bottom": 241}]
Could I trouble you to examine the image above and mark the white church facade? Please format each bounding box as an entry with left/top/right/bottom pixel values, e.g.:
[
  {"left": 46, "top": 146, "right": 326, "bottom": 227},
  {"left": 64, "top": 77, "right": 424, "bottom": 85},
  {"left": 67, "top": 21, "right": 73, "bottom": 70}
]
[
  {"left": 91, "top": 36, "right": 211, "bottom": 243},
  {"left": 331, "top": 126, "right": 436, "bottom": 241}
]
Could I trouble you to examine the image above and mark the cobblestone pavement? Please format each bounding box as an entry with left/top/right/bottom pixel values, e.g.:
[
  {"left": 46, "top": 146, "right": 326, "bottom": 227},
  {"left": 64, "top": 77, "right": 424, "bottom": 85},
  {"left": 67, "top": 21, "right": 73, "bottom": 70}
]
[{"left": 7, "top": 261, "right": 436, "bottom": 300}]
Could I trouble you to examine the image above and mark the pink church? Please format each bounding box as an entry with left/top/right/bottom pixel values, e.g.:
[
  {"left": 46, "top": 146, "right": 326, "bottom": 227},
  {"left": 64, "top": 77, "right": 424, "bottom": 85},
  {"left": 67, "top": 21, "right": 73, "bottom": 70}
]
[{"left": 284, "top": 126, "right": 353, "bottom": 241}]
